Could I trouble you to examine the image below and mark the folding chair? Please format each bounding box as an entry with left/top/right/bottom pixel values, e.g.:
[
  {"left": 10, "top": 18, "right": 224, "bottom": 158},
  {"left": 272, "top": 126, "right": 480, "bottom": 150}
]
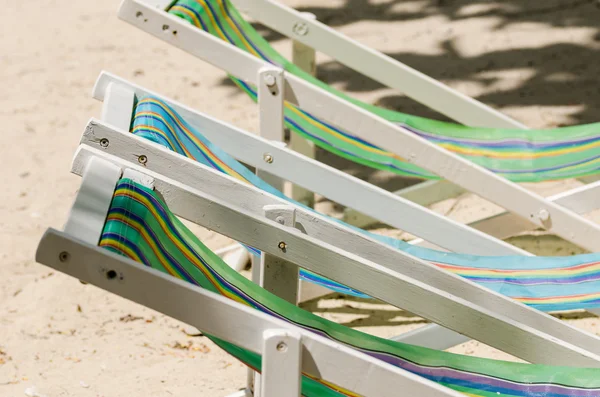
[
  {"left": 35, "top": 154, "right": 600, "bottom": 396},
  {"left": 228, "top": 0, "right": 600, "bottom": 227},
  {"left": 91, "top": 72, "right": 600, "bottom": 350},
  {"left": 117, "top": 0, "right": 600, "bottom": 256},
  {"left": 72, "top": 117, "right": 600, "bottom": 365}
]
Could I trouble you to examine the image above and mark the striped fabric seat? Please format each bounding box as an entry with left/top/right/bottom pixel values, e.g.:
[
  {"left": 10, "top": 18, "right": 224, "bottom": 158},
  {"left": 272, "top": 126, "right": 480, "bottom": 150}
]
[
  {"left": 132, "top": 96, "right": 600, "bottom": 312},
  {"left": 101, "top": 178, "right": 600, "bottom": 397},
  {"left": 168, "top": 0, "right": 600, "bottom": 183}
]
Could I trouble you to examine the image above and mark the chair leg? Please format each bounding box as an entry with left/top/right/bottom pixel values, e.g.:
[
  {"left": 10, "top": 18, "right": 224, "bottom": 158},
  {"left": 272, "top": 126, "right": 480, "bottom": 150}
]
[{"left": 260, "top": 330, "right": 302, "bottom": 397}]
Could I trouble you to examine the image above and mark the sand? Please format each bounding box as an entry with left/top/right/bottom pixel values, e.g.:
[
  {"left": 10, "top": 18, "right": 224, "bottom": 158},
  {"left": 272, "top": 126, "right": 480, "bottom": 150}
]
[{"left": 2, "top": 0, "right": 600, "bottom": 395}]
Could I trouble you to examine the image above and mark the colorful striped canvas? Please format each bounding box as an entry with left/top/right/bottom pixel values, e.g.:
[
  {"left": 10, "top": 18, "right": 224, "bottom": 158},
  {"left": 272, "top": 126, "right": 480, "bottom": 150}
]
[
  {"left": 132, "top": 96, "right": 600, "bottom": 312},
  {"left": 100, "top": 178, "right": 600, "bottom": 397},
  {"left": 168, "top": 0, "right": 600, "bottom": 183}
]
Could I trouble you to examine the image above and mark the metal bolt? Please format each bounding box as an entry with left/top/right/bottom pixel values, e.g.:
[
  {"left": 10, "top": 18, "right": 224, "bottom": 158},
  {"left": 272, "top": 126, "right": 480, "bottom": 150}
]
[
  {"left": 59, "top": 251, "right": 70, "bottom": 262},
  {"left": 138, "top": 155, "right": 148, "bottom": 165},
  {"left": 100, "top": 138, "right": 109, "bottom": 148},
  {"left": 264, "top": 73, "right": 276, "bottom": 87},
  {"left": 263, "top": 153, "right": 273, "bottom": 164},
  {"left": 278, "top": 241, "right": 287, "bottom": 250},
  {"left": 538, "top": 209, "right": 550, "bottom": 222},
  {"left": 276, "top": 342, "right": 287, "bottom": 352},
  {"left": 292, "top": 21, "right": 309, "bottom": 36}
]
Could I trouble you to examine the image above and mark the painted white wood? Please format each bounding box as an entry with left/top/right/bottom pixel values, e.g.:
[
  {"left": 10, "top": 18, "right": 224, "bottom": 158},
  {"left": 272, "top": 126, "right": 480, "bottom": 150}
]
[
  {"left": 117, "top": 3, "right": 600, "bottom": 252},
  {"left": 258, "top": 67, "right": 286, "bottom": 192},
  {"left": 100, "top": 83, "right": 136, "bottom": 131},
  {"left": 260, "top": 329, "right": 302, "bottom": 397},
  {"left": 344, "top": 180, "right": 466, "bottom": 229},
  {"left": 71, "top": 144, "right": 600, "bottom": 365},
  {"left": 230, "top": 0, "right": 526, "bottom": 129},
  {"left": 93, "top": 73, "right": 528, "bottom": 256},
  {"left": 410, "top": 180, "right": 600, "bottom": 249},
  {"left": 290, "top": 15, "right": 317, "bottom": 208},
  {"left": 37, "top": 230, "right": 464, "bottom": 397},
  {"left": 261, "top": 205, "right": 299, "bottom": 305},
  {"left": 391, "top": 323, "right": 471, "bottom": 349},
  {"left": 64, "top": 156, "right": 122, "bottom": 245}
]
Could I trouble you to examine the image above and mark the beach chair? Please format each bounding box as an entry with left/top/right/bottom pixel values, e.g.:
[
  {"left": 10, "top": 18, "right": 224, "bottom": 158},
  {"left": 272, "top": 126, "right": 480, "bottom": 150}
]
[
  {"left": 72, "top": 117, "right": 600, "bottom": 363},
  {"left": 227, "top": 0, "right": 600, "bottom": 226},
  {"left": 35, "top": 155, "right": 600, "bottom": 396},
  {"left": 116, "top": 0, "right": 600, "bottom": 255},
  {"left": 91, "top": 72, "right": 600, "bottom": 350}
]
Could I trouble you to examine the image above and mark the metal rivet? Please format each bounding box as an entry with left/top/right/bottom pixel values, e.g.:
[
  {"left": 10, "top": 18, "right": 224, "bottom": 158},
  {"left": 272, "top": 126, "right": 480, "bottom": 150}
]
[
  {"left": 278, "top": 241, "right": 287, "bottom": 250},
  {"left": 99, "top": 138, "right": 109, "bottom": 148},
  {"left": 292, "top": 22, "right": 309, "bottom": 36},
  {"left": 138, "top": 155, "right": 148, "bottom": 165},
  {"left": 59, "top": 251, "right": 70, "bottom": 262},
  {"left": 263, "top": 153, "right": 273, "bottom": 164},
  {"left": 538, "top": 209, "right": 550, "bottom": 222},
  {"left": 264, "top": 73, "right": 276, "bottom": 87},
  {"left": 276, "top": 342, "right": 287, "bottom": 352}
]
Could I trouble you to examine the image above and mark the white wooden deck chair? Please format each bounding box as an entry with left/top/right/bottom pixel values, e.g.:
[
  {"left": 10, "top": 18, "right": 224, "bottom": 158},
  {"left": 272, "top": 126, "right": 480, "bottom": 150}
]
[
  {"left": 228, "top": 0, "right": 600, "bottom": 227},
  {"left": 95, "top": 71, "right": 600, "bottom": 254},
  {"left": 116, "top": 0, "right": 600, "bottom": 256},
  {"left": 36, "top": 156, "right": 600, "bottom": 397},
  {"left": 92, "top": 71, "right": 600, "bottom": 350},
  {"left": 118, "top": 0, "right": 600, "bottom": 246},
  {"left": 71, "top": 121, "right": 600, "bottom": 366},
  {"left": 35, "top": 159, "right": 467, "bottom": 397}
]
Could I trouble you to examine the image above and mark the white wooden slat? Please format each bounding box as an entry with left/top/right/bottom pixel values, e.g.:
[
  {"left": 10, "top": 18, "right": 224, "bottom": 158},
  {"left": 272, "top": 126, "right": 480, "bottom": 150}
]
[
  {"left": 100, "top": 83, "right": 136, "bottom": 131},
  {"left": 410, "top": 180, "right": 600, "bottom": 249},
  {"left": 260, "top": 330, "right": 302, "bottom": 397},
  {"left": 261, "top": 205, "right": 299, "bottom": 305},
  {"left": 36, "top": 230, "right": 464, "bottom": 397},
  {"left": 290, "top": 17, "right": 317, "bottom": 207},
  {"left": 71, "top": 142, "right": 600, "bottom": 365},
  {"left": 63, "top": 157, "right": 122, "bottom": 245}
]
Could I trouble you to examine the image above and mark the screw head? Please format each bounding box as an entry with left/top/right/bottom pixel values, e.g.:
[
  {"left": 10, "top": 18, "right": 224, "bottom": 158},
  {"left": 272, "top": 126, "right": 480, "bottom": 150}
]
[
  {"left": 275, "top": 216, "right": 285, "bottom": 225},
  {"left": 263, "top": 153, "right": 273, "bottom": 164},
  {"left": 138, "top": 155, "right": 148, "bottom": 165},
  {"left": 99, "top": 138, "right": 109, "bottom": 148},
  {"left": 264, "top": 73, "right": 276, "bottom": 87},
  {"left": 278, "top": 241, "right": 287, "bottom": 250},
  {"left": 293, "top": 22, "right": 309, "bottom": 36},
  {"left": 106, "top": 270, "right": 118, "bottom": 280},
  {"left": 276, "top": 342, "right": 287, "bottom": 352},
  {"left": 59, "top": 251, "right": 70, "bottom": 262}
]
